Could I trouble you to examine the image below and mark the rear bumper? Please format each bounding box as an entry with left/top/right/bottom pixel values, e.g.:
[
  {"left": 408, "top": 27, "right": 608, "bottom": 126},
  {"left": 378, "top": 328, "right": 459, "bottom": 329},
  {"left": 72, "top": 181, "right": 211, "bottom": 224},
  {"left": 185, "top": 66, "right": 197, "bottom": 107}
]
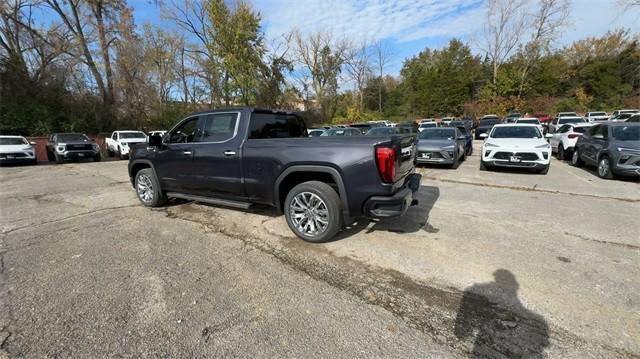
[{"left": 363, "top": 173, "right": 421, "bottom": 218}]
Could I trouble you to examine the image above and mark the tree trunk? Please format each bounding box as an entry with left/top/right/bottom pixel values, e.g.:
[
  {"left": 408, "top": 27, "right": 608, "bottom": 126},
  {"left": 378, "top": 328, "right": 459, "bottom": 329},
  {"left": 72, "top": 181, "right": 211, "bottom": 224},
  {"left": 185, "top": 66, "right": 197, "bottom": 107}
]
[{"left": 92, "top": 0, "right": 115, "bottom": 125}]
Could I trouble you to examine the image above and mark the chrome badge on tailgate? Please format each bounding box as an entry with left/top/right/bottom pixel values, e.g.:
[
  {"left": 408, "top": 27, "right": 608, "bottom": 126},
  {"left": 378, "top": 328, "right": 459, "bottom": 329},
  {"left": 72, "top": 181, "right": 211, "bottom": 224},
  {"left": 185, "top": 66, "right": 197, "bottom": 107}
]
[{"left": 401, "top": 146, "right": 413, "bottom": 160}]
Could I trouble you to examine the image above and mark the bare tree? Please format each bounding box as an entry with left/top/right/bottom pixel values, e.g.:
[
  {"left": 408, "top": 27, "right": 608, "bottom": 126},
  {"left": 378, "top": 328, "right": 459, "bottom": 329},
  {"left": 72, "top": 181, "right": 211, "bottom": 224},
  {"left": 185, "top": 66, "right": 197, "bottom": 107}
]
[
  {"left": 373, "top": 41, "right": 392, "bottom": 113},
  {"left": 291, "top": 30, "right": 349, "bottom": 120},
  {"left": 517, "top": 0, "right": 570, "bottom": 97},
  {"left": 480, "top": 0, "right": 530, "bottom": 91},
  {"left": 345, "top": 42, "right": 372, "bottom": 112}
]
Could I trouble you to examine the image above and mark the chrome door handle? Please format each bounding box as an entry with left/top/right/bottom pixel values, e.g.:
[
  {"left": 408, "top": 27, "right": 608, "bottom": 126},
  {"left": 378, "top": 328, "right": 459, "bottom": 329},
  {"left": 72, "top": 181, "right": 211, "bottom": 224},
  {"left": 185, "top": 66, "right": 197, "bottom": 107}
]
[
  {"left": 224, "top": 151, "right": 236, "bottom": 156},
  {"left": 182, "top": 151, "right": 192, "bottom": 155}
]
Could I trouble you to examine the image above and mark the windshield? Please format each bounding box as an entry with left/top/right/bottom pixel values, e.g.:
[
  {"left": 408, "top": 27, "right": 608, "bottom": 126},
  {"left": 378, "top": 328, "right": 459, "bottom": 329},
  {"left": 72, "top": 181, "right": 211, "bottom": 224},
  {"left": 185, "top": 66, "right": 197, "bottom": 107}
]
[
  {"left": 612, "top": 126, "right": 640, "bottom": 141},
  {"left": 321, "top": 128, "right": 351, "bottom": 136},
  {"left": 419, "top": 128, "right": 456, "bottom": 140},
  {"left": 491, "top": 126, "right": 542, "bottom": 139},
  {"left": 419, "top": 123, "right": 436, "bottom": 128},
  {"left": 589, "top": 112, "right": 607, "bottom": 116},
  {"left": 559, "top": 118, "right": 585, "bottom": 125},
  {"left": 0, "top": 137, "right": 28, "bottom": 145},
  {"left": 120, "top": 132, "right": 146, "bottom": 139},
  {"left": 58, "top": 134, "right": 89, "bottom": 142},
  {"left": 517, "top": 119, "right": 539, "bottom": 124},
  {"left": 479, "top": 119, "right": 499, "bottom": 126},
  {"left": 366, "top": 127, "right": 396, "bottom": 136}
]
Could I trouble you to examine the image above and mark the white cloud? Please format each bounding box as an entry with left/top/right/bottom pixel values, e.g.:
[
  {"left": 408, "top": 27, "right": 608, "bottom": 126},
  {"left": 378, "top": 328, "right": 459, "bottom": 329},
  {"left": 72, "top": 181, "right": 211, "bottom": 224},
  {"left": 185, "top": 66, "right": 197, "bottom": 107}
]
[{"left": 254, "top": 0, "right": 485, "bottom": 44}]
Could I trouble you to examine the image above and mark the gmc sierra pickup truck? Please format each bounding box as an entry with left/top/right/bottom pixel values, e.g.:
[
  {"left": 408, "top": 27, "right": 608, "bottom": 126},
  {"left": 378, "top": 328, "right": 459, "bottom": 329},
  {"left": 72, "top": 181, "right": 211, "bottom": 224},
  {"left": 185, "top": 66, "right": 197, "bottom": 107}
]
[{"left": 128, "top": 107, "right": 421, "bottom": 242}]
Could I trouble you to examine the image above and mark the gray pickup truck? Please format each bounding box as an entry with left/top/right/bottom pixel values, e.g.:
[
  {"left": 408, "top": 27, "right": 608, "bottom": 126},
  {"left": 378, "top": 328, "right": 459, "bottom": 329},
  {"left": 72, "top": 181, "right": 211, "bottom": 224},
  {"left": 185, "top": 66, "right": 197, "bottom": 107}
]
[{"left": 128, "top": 107, "right": 421, "bottom": 242}]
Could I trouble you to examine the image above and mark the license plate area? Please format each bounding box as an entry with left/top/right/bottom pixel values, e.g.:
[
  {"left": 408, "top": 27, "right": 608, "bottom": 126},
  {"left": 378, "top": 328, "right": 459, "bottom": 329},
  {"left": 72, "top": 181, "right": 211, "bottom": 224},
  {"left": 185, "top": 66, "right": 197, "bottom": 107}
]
[
  {"left": 509, "top": 156, "right": 521, "bottom": 162},
  {"left": 421, "top": 153, "right": 431, "bottom": 159}
]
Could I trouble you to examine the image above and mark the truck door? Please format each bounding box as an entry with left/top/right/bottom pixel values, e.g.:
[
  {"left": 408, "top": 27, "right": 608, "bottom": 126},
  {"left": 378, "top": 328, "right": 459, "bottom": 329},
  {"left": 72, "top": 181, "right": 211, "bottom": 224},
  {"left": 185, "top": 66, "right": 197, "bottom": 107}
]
[
  {"left": 155, "top": 116, "right": 199, "bottom": 192},
  {"left": 190, "top": 111, "right": 245, "bottom": 199}
]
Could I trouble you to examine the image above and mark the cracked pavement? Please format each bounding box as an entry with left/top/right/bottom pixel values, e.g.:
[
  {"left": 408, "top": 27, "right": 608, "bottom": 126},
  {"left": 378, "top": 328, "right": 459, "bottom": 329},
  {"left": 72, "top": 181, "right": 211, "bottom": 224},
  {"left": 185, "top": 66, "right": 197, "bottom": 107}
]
[{"left": 0, "top": 141, "right": 638, "bottom": 358}]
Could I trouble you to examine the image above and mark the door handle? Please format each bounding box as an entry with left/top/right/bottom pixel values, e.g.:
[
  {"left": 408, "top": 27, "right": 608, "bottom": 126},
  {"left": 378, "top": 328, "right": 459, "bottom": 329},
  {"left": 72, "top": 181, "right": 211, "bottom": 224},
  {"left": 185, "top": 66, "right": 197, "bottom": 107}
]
[
  {"left": 182, "top": 151, "right": 192, "bottom": 156},
  {"left": 224, "top": 151, "right": 236, "bottom": 156}
]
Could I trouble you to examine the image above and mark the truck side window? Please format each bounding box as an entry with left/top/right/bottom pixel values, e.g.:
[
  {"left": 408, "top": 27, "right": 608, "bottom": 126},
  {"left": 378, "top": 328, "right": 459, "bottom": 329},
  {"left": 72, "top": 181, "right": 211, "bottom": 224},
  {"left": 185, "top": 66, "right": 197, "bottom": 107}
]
[
  {"left": 248, "top": 113, "right": 306, "bottom": 139},
  {"left": 169, "top": 117, "right": 199, "bottom": 143},
  {"left": 198, "top": 113, "right": 238, "bottom": 142},
  {"left": 112, "top": 132, "right": 117, "bottom": 140}
]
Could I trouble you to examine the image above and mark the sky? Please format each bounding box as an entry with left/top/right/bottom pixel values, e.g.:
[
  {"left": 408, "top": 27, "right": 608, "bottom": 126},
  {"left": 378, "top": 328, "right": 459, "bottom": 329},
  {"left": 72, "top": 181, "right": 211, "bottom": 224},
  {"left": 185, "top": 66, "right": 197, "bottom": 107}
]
[{"left": 130, "top": 0, "right": 640, "bottom": 75}]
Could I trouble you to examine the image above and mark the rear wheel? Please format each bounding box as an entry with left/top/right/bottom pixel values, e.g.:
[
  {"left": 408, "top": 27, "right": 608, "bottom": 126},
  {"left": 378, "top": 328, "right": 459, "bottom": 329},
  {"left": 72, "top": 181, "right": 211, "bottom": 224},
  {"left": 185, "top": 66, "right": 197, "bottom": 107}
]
[
  {"left": 284, "top": 181, "right": 342, "bottom": 243},
  {"left": 597, "top": 156, "right": 614, "bottom": 179},
  {"left": 571, "top": 148, "right": 583, "bottom": 167},
  {"left": 135, "top": 168, "right": 165, "bottom": 207},
  {"left": 54, "top": 153, "right": 63, "bottom": 164},
  {"left": 557, "top": 144, "right": 565, "bottom": 160},
  {"left": 108, "top": 148, "right": 114, "bottom": 157},
  {"left": 93, "top": 153, "right": 101, "bottom": 162}
]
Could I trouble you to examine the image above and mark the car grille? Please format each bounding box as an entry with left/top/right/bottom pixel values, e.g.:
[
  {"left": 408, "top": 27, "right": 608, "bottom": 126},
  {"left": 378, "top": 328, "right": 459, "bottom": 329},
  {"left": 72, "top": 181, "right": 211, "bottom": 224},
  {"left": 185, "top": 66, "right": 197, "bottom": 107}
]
[
  {"left": 66, "top": 144, "right": 92, "bottom": 151},
  {"left": 0, "top": 152, "right": 28, "bottom": 158},
  {"left": 493, "top": 152, "right": 539, "bottom": 161}
]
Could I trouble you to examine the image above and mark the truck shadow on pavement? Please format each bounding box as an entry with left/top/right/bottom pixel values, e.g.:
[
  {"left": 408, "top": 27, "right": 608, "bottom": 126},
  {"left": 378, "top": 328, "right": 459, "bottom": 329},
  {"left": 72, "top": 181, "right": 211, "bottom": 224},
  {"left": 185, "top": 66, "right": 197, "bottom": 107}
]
[
  {"left": 454, "top": 269, "right": 550, "bottom": 358},
  {"left": 333, "top": 185, "right": 440, "bottom": 240}
]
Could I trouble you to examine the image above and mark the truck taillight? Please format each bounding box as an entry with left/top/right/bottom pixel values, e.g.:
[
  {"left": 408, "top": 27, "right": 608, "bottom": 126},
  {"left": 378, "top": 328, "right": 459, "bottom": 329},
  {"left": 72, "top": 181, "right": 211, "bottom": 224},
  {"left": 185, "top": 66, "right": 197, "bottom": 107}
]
[
  {"left": 568, "top": 133, "right": 581, "bottom": 139},
  {"left": 376, "top": 147, "right": 396, "bottom": 183}
]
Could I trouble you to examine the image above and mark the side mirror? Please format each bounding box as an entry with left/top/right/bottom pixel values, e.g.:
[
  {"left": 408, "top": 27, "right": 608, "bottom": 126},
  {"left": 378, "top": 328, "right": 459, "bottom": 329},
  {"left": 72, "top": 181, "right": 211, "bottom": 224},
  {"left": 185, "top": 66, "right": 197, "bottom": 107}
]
[
  {"left": 479, "top": 133, "right": 489, "bottom": 139},
  {"left": 545, "top": 133, "right": 553, "bottom": 139},
  {"left": 148, "top": 134, "right": 163, "bottom": 147}
]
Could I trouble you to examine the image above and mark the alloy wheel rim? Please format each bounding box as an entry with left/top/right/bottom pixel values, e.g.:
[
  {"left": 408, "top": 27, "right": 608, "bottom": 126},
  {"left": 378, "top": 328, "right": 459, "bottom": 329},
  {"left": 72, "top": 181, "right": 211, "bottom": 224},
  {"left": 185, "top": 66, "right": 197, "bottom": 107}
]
[
  {"left": 290, "top": 192, "right": 329, "bottom": 237},
  {"left": 598, "top": 159, "right": 609, "bottom": 177},
  {"left": 137, "top": 174, "right": 154, "bottom": 203},
  {"left": 572, "top": 151, "right": 578, "bottom": 164}
]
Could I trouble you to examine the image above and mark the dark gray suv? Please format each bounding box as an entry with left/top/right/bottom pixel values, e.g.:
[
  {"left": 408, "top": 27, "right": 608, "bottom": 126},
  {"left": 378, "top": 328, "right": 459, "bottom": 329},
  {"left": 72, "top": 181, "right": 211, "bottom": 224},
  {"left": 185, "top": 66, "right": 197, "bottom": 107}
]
[{"left": 571, "top": 123, "right": 640, "bottom": 179}]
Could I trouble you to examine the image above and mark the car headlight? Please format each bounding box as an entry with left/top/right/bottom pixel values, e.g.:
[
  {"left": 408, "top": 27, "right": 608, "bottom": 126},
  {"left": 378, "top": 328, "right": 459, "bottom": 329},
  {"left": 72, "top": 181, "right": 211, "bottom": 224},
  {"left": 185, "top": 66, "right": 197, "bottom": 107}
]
[
  {"left": 536, "top": 144, "right": 551, "bottom": 149},
  {"left": 57, "top": 145, "right": 65, "bottom": 152},
  {"left": 485, "top": 142, "right": 499, "bottom": 147},
  {"left": 92, "top": 143, "right": 100, "bottom": 151}
]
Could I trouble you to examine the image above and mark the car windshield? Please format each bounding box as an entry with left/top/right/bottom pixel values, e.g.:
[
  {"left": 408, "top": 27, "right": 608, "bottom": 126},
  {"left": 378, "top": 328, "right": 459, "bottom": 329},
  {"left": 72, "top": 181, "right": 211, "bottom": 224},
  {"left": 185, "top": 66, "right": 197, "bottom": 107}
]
[
  {"left": 449, "top": 121, "right": 466, "bottom": 127},
  {"left": 366, "top": 127, "right": 396, "bottom": 136},
  {"left": 120, "top": 132, "right": 146, "bottom": 139},
  {"left": 491, "top": 126, "right": 542, "bottom": 139},
  {"left": 517, "top": 119, "right": 539, "bottom": 124},
  {"left": 559, "top": 117, "right": 585, "bottom": 124},
  {"left": 611, "top": 126, "right": 640, "bottom": 141},
  {"left": 419, "top": 123, "right": 436, "bottom": 128},
  {"left": 480, "top": 119, "right": 499, "bottom": 126},
  {"left": 590, "top": 112, "right": 607, "bottom": 116},
  {"left": 321, "top": 129, "right": 349, "bottom": 136},
  {"left": 0, "top": 137, "right": 28, "bottom": 145},
  {"left": 572, "top": 127, "right": 589, "bottom": 134},
  {"left": 58, "top": 134, "right": 89, "bottom": 142},
  {"left": 419, "top": 128, "right": 455, "bottom": 140}
]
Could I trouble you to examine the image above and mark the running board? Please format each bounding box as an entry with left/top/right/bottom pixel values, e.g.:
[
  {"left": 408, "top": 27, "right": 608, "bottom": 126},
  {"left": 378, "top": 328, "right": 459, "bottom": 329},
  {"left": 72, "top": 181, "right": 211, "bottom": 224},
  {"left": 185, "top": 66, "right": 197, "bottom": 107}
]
[{"left": 166, "top": 192, "right": 251, "bottom": 209}]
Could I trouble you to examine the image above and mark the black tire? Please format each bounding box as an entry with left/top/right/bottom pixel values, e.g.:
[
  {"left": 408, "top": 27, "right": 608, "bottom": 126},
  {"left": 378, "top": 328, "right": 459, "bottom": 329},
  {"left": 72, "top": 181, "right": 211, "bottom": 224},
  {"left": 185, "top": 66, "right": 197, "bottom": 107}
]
[
  {"left": 134, "top": 168, "right": 166, "bottom": 207},
  {"left": 468, "top": 146, "right": 473, "bottom": 156},
  {"left": 596, "top": 156, "right": 615, "bottom": 179},
  {"left": 93, "top": 153, "right": 101, "bottom": 162},
  {"left": 31, "top": 159, "right": 38, "bottom": 165},
  {"left": 461, "top": 148, "right": 467, "bottom": 162},
  {"left": 480, "top": 160, "right": 488, "bottom": 171},
  {"left": 54, "top": 153, "right": 63, "bottom": 164},
  {"left": 538, "top": 165, "right": 549, "bottom": 175},
  {"left": 46, "top": 150, "right": 55, "bottom": 162},
  {"left": 450, "top": 152, "right": 460, "bottom": 169},
  {"left": 557, "top": 144, "right": 565, "bottom": 161},
  {"left": 107, "top": 148, "right": 114, "bottom": 157},
  {"left": 571, "top": 147, "right": 583, "bottom": 167},
  {"left": 284, "top": 181, "right": 342, "bottom": 243}
]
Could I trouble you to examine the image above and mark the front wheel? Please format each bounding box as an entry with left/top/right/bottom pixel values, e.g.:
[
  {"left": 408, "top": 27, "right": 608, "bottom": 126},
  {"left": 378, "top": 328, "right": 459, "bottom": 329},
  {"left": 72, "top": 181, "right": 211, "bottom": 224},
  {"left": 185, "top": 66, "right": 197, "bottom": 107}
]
[
  {"left": 54, "top": 153, "right": 63, "bottom": 164},
  {"left": 135, "top": 168, "right": 166, "bottom": 207},
  {"left": 284, "top": 181, "right": 342, "bottom": 243},
  {"left": 557, "top": 145, "right": 565, "bottom": 160},
  {"left": 597, "top": 156, "right": 614, "bottom": 179}
]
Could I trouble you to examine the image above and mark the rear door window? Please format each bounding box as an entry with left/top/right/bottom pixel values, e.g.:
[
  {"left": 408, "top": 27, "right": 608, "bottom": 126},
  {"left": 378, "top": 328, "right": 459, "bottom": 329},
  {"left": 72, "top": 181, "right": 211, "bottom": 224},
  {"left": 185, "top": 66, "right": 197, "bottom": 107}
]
[
  {"left": 248, "top": 113, "right": 306, "bottom": 139},
  {"left": 198, "top": 113, "right": 238, "bottom": 142}
]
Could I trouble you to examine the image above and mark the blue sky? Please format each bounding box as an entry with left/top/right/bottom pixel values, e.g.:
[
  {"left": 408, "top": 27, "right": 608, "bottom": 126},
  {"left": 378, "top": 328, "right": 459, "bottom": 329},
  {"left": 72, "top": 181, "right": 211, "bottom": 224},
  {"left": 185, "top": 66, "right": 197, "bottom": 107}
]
[{"left": 129, "top": 0, "right": 640, "bottom": 74}]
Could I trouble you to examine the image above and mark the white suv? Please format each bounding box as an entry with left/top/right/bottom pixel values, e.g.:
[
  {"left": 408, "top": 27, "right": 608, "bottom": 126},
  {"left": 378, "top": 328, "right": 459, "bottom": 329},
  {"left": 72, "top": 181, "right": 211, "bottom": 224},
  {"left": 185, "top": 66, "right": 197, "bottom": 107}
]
[
  {"left": 549, "top": 123, "right": 593, "bottom": 160},
  {"left": 585, "top": 111, "right": 609, "bottom": 122},
  {"left": 480, "top": 124, "right": 553, "bottom": 174}
]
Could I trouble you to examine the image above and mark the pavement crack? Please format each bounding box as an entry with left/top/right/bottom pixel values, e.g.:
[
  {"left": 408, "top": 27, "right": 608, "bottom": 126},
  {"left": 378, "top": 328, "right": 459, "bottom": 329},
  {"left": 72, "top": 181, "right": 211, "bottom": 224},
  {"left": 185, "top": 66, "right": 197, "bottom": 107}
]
[
  {"left": 422, "top": 176, "right": 639, "bottom": 203},
  {"left": 563, "top": 231, "right": 640, "bottom": 250}
]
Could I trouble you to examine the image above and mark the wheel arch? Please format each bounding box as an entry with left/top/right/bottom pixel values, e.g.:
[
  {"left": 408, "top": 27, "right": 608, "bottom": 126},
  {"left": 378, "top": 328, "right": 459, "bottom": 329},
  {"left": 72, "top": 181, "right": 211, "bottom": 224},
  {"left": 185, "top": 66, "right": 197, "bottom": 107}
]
[
  {"left": 129, "top": 160, "right": 158, "bottom": 188},
  {"left": 274, "top": 165, "right": 350, "bottom": 221}
]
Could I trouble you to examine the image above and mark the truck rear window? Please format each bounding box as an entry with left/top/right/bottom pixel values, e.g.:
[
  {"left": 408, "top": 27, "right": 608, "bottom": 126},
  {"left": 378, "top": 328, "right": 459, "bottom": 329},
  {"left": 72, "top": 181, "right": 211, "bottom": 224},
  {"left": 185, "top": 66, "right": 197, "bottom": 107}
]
[{"left": 248, "top": 113, "right": 306, "bottom": 139}]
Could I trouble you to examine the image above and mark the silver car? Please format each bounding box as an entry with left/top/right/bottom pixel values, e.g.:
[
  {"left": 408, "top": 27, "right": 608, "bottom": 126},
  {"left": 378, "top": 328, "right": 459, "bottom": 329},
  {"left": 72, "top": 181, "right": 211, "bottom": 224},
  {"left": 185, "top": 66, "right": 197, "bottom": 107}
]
[{"left": 416, "top": 127, "right": 466, "bottom": 168}]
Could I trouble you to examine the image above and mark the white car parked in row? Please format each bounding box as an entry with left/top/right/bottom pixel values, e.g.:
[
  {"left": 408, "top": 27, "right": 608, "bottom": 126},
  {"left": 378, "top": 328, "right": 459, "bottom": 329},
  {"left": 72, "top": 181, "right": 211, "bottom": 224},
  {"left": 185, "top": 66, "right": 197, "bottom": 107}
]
[
  {"left": 0, "top": 135, "right": 37, "bottom": 165},
  {"left": 547, "top": 116, "right": 587, "bottom": 134},
  {"left": 584, "top": 111, "right": 609, "bottom": 122},
  {"left": 106, "top": 130, "right": 147, "bottom": 159},
  {"left": 480, "top": 124, "right": 553, "bottom": 174},
  {"left": 610, "top": 109, "right": 639, "bottom": 120},
  {"left": 549, "top": 123, "right": 593, "bottom": 160},
  {"left": 515, "top": 117, "right": 544, "bottom": 134}
]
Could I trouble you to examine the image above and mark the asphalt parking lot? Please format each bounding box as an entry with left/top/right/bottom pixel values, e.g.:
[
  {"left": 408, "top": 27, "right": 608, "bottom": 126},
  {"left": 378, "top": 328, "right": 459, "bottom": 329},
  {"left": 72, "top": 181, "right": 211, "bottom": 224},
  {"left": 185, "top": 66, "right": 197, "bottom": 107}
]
[{"left": 1, "top": 140, "right": 638, "bottom": 358}]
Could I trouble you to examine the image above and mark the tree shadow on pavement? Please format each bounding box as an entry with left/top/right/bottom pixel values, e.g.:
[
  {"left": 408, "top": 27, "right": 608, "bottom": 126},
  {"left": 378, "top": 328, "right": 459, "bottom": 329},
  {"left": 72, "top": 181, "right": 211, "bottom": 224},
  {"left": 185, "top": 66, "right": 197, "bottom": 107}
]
[
  {"left": 454, "top": 269, "right": 550, "bottom": 358},
  {"left": 333, "top": 185, "right": 440, "bottom": 240}
]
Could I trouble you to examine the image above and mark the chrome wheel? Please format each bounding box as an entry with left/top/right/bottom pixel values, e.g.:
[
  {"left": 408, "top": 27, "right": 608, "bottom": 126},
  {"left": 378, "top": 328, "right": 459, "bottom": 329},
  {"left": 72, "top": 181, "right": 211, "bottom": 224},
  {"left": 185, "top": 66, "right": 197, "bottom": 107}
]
[
  {"left": 289, "top": 192, "right": 329, "bottom": 237},
  {"left": 571, "top": 150, "right": 579, "bottom": 165},
  {"left": 136, "top": 173, "right": 154, "bottom": 203},
  {"left": 598, "top": 158, "right": 610, "bottom": 177}
]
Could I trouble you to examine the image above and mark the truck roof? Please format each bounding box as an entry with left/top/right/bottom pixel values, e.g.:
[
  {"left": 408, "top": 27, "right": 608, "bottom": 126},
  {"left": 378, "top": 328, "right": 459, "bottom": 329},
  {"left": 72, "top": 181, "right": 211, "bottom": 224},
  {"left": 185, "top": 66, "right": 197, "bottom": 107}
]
[{"left": 187, "top": 107, "right": 297, "bottom": 117}]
